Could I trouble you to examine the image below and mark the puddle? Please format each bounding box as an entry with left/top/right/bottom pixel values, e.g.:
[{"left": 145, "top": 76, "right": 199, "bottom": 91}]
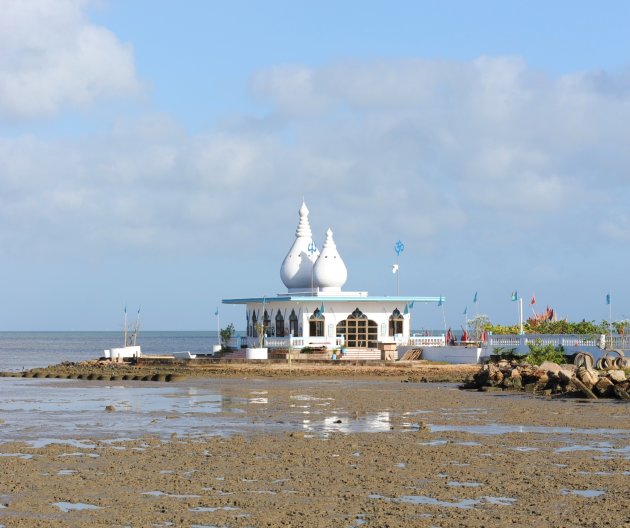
[
  {"left": 189, "top": 506, "right": 241, "bottom": 512},
  {"left": 555, "top": 443, "right": 630, "bottom": 455},
  {"left": 142, "top": 491, "right": 201, "bottom": 499},
  {"left": 448, "top": 481, "right": 482, "bottom": 487},
  {"left": 57, "top": 470, "right": 77, "bottom": 476},
  {"left": 561, "top": 489, "right": 605, "bottom": 498},
  {"left": 369, "top": 494, "right": 516, "bottom": 508},
  {"left": 429, "top": 424, "right": 630, "bottom": 436},
  {"left": 0, "top": 453, "right": 33, "bottom": 459},
  {"left": 53, "top": 501, "right": 102, "bottom": 512}
]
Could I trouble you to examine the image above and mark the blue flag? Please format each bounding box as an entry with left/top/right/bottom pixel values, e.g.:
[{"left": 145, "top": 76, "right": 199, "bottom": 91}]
[
  {"left": 403, "top": 304, "right": 409, "bottom": 315},
  {"left": 606, "top": 293, "right": 611, "bottom": 305},
  {"left": 214, "top": 307, "right": 219, "bottom": 316},
  {"left": 511, "top": 291, "right": 518, "bottom": 301},
  {"left": 437, "top": 297, "right": 443, "bottom": 307},
  {"left": 409, "top": 300, "right": 415, "bottom": 309},
  {"left": 473, "top": 291, "right": 478, "bottom": 303},
  {"left": 320, "top": 303, "right": 325, "bottom": 314},
  {"left": 463, "top": 306, "right": 468, "bottom": 315}
]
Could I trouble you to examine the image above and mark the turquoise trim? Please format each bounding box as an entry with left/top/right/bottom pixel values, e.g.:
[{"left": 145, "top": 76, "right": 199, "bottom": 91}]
[{"left": 223, "top": 296, "right": 444, "bottom": 305}]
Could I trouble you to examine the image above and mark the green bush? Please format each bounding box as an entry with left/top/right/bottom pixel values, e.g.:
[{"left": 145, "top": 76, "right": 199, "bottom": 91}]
[{"left": 525, "top": 340, "right": 565, "bottom": 365}]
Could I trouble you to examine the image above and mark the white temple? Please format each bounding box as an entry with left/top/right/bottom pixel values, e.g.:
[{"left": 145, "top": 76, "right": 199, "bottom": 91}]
[{"left": 223, "top": 201, "right": 445, "bottom": 356}]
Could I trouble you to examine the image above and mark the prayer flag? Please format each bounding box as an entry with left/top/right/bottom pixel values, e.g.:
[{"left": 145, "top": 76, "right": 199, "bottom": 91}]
[
  {"left": 437, "top": 297, "right": 443, "bottom": 307},
  {"left": 511, "top": 291, "right": 518, "bottom": 301},
  {"left": 215, "top": 308, "right": 219, "bottom": 316},
  {"left": 473, "top": 291, "right": 478, "bottom": 303},
  {"left": 463, "top": 306, "right": 468, "bottom": 315},
  {"left": 530, "top": 294, "right": 536, "bottom": 306},
  {"left": 606, "top": 293, "right": 611, "bottom": 305}
]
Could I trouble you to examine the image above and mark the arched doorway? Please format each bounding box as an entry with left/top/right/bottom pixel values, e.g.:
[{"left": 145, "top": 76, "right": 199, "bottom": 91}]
[
  {"left": 336, "top": 308, "right": 378, "bottom": 348},
  {"left": 275, "top": 310, "right": 285, "bottom": 337},
  {"left": 309, "top": 308, "right": 325, "bottom": 337},
  {"left": 389, "top": 308, "right": 404, "bottom": 336}
]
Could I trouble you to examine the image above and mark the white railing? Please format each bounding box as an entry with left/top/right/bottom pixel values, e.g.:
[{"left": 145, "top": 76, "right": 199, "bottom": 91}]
[
  {"left": 227, "top": 335, "right": 344, "bottom": 350},
  {"left": 408, "top": 335, "right": 446, "bottom": 347},
  {"left": 488, "top": 334, "right": 608, "bottom": 349}
]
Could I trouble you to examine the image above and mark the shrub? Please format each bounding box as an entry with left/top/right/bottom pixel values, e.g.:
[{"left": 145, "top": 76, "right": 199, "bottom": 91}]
[{"left": 525, "top": 339, "right": 565, "bottom": 365}]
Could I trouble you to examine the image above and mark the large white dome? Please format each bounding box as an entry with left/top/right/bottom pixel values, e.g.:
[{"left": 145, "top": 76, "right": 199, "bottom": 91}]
[
  {"left": 313, "top": 228, "right": 347, "bottom": 292},
  {"left": 279, "top": 201, "right": 319, "bottom": 292}
]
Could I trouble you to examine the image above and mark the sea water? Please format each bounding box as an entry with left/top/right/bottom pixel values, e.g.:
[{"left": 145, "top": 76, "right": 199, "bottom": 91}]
[{"left": 0, "top": 331, "right": 226, "bottom": 371}]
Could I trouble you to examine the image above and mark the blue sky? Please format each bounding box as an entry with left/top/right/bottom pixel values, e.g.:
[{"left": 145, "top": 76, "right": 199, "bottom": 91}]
[{"left": 1, "top": 0, "right": 630, "bottom": 331}]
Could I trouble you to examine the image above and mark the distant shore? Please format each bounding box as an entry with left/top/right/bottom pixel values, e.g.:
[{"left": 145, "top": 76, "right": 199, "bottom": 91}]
[{"left": 1, "top": 359, "right": 479, "bottom": 383}]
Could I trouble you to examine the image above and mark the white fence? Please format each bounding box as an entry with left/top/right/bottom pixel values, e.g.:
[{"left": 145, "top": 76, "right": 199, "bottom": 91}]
[
  {"left": 228, "top": 335, "right": 344, "bottom": 350},
  {"left": 488, "top": 334, "right": 610, "bottom": 349}
]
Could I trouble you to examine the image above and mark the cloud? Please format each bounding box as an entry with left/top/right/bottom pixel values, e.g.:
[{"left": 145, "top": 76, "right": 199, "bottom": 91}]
[
  {"left": 2, "top": 53, "right": 630, "bottom": 263},
  {"left": 0, "top": 0, "right": 142, "bottom": 119}
]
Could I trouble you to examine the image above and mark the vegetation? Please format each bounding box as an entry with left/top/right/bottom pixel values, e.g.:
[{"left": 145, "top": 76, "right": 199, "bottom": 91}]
[
  {"left": 525, "top": 340, "right": 566, "bottom": 365},
  {"left": 219, "top": 323, "right": 235, "bottom": 352},
  {"left": 484, "top": 319, "right": 609, "bottom": 335},
  {"left": 468, "top": 314, "right": 490, "bottom": 341}
]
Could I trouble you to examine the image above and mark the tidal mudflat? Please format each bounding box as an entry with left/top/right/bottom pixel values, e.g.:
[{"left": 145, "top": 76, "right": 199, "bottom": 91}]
[{"left": 0, "top": 376, "right": 628, "bottom": 527}]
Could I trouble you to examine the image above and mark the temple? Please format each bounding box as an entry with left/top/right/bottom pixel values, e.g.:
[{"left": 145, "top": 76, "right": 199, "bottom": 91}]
[{"left": 222, "top": 201, "right": 445, "bottom": 358}]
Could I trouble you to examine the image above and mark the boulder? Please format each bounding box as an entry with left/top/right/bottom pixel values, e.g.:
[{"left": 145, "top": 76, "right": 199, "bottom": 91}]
[
  {"left": 613, "top": 384, "right": 630, "bottom": 401},
  {"left": 594, "top": 377, "right": 615, "bottom": 398},
  {"left": 540, "top": 361, "right": 562, "bottom": 375},
  {"left": 577, "top": 367, "right": 599, "bottom": 389},
  {"left": 607, "top": 370, "right": 627, "bottom": 383}
]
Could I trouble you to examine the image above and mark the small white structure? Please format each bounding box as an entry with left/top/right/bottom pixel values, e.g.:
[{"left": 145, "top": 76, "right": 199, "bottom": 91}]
[{"left": 223, "top": 201, "right": 444, "bottom": 356}]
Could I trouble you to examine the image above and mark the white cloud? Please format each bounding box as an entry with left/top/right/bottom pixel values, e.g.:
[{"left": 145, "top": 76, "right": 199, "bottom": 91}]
[
  {"left": 2, "top": 55, "right": 630, "bottom": 262},
  {"left": 0, "top": 0, "right": 142, "bottom": 119}
]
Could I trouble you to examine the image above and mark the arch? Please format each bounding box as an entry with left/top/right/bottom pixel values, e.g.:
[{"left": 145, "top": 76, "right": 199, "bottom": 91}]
[
  {"left": 309, "top": 308, "right": 325, "bottom": 337},
  {"left": 275, "top": 310, "right": 285, "bottom": 337},
  {"left": 263, "top": 310, "right": 271, "bottom": 336},
  {"left": 336, "top": 308, "right": 378, "bottom": 348},
  {"left": 289, "top": 309, "right": 299, "bottom": 337},
  {"left": 389, "top": 308, "right": 404, "bottom": 336},
  {"left": 251, "top": 311, "right": 258, "bottom": 337}
]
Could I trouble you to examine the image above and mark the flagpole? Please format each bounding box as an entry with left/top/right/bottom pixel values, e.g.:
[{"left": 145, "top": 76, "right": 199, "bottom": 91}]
[
  {"left": 519, "top": 297, "right": 523, "bottom": 335},
  {"left": 609, "top": 296, "right": 612, "bottom": 350}
]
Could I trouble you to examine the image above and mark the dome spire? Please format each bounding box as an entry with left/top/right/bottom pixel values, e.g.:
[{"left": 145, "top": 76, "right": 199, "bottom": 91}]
[
  {"left": 313, "top": 228, "right": 347, "bottom": 292},
  {"left": 280, "top": 201, "right": 319, "bottom": 292}
]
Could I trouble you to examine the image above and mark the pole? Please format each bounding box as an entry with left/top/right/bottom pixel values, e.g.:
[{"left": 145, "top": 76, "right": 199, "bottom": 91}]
[
  {"left": 609, "top": 300, "right": 612, "bottom": 350},
  {"left": 397, "top": 254, "right": 400, "bottom": 296},
  {"left": 217, "top": 311, "right": 221, "bottom": 348},
  {"left": 519, "top": 297, "right": 523, "bottom": 335}
]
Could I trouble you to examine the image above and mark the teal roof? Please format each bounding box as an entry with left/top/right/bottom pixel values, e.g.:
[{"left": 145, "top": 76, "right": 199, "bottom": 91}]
[{"left": 223, "top": 295, "right": 443, "bottom": 304}]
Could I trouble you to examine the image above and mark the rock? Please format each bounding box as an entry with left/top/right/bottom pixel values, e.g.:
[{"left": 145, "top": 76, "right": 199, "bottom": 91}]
[
  {"left": 510, "top": 368, "right": 522, "bottom": 379},
  {"left": 577, "top": 367, "right": 599, "bottom": 388},
  {"left": 613, "top": 384, "right": 630, "bottom": 401},
  {"left": 570, "top": 376, "right": 598, "bottom": 400},
  {"left": 105, "top": 405, "right": 115, "bottom": 412},
  {"left": 540, "top": 361, "right": 562, "bottom": 375},
  {"left": 607, "top": 370, "right": 627, "bottom": 383},
  {"left": 594, "top": 377, "right": 615, "bottom": 398},
  {"left": 557, "top": 368, "right": 574, "bottom": 385}
]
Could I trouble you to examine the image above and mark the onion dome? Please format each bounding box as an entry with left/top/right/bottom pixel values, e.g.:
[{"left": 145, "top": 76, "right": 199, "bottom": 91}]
[
  {"left": 280, "top": 201, "right": 320, "bottom": 292},
  {"left": 313, "top": 228, "right": 347, "bottom": 292}
]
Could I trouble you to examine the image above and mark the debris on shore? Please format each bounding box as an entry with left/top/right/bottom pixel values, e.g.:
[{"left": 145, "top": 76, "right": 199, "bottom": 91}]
[{"left": 462, "top": 359, "right": 630, "bottom": 400}]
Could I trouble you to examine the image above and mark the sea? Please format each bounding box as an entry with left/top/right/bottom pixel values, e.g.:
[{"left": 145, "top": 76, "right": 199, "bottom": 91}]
[{"left": 0, "top": 331, "right": 225, "bottom": 372}]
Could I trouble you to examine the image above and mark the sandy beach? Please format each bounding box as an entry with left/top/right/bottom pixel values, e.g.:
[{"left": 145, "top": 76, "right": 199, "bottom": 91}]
[{"left": 0, "top": 363, "right": 629, "bottom": 527}]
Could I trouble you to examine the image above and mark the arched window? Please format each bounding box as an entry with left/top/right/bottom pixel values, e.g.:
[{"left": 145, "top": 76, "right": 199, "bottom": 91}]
[
  {"left": 309, "top": 308, "right": 325, "bottom": 337},
  {"left": 251, "top": 311, "right": 258, "bottom": 337},
  {"left": 275, "top": 310, "right": 285, "bottom": 337},
  {"left": 336, "top": 308, "right": 378, "bottom": 348},
  {"left": 389, "top": 308, "right": 404, "bottom": 336},
  {"left": 263, "top": 310, "right": 271, "bottom": 336},
  {"left": 289, "top": 309, "right": 299, "bottom": 337}
]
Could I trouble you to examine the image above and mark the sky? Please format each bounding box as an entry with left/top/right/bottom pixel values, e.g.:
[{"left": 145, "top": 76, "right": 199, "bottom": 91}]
[{"left": 1, "top": 0, "right": 630, "bottom": 331}]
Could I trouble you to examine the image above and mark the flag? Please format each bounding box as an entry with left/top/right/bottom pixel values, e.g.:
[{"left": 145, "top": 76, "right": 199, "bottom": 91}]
[
  {"left": 392, "top": 264, "right": 399, "bottom": 274},
  {"left": 463, "top": 306, "right": 468, "bottom": 315},
  {"left": 409, "top": 300, "right": 415, "bottom": 309},
  {"left": 473, "top": 291, "right": 478, "bottom": 303},
  {"left": 214, "top": 307, "right": 219, "bottom": 316},
  {"left": 403, "top": 304, "right": 409, "bottom": 315},
  {"left": 606, "top": 293, "right": 611, "bottom": 305},
  {"left": 320, "top": 303, "right": 325, "bottom": 314},
  {"left": 437, "top": 297, "right": 443, "bottom": 307},
  {"left": 530, "top": 294, "right": 536, "bottom": 306},
  {"left": 511, "top": 291, "right": 518, "bottom": 301}
]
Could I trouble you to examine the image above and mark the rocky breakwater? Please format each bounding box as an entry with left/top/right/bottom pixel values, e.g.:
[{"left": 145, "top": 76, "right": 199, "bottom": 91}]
[{"left": 463, "top": 359, "right": 630, "bottom": 400}]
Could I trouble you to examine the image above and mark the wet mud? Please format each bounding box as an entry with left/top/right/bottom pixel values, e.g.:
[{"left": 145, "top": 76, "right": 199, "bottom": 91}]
[{"left": 0, "top": 376, "right": 629, "bottom": 527}]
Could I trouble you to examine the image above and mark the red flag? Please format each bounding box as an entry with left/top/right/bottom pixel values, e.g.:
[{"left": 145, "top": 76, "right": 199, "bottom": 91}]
[{"left": 530, "top": 294, "right": 536, "bottom": 306}]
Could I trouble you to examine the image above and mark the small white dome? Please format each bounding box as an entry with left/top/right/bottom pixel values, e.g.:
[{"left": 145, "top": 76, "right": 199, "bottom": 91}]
[
  {"left": 280, "top": 201, "right": 319, "bottom": 292},
  {"left": 313, "top": 228, "right": 347, "bottom": 292}
]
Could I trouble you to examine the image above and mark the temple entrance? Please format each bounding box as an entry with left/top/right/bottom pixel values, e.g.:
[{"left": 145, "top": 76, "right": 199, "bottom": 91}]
[{"left": 336, "top": 308, "right": 378, "bottom": 348}]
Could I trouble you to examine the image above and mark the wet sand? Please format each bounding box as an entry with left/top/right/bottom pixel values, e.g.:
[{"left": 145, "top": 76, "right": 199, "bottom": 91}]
[{"left": 0, "top": 373, "right": 629, "bottom": 527}]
